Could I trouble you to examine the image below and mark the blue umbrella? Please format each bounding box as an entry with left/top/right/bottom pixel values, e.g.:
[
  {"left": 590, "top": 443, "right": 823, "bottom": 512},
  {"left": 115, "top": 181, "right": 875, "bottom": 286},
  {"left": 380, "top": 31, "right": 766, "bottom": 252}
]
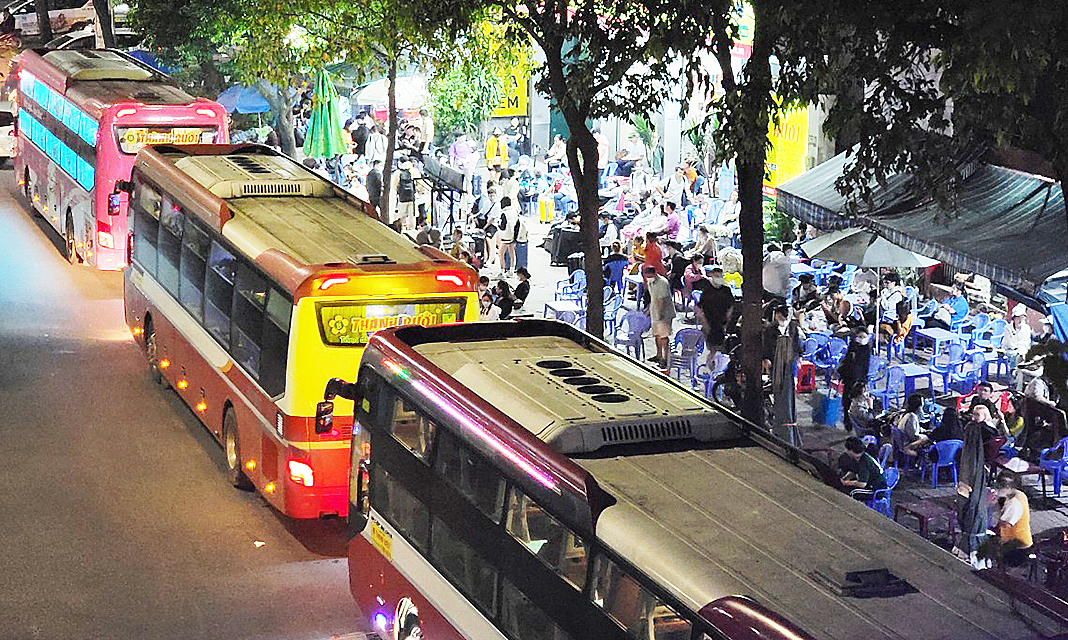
[{"left": 216, "top": 85, "right": 271, "bottom": 115}]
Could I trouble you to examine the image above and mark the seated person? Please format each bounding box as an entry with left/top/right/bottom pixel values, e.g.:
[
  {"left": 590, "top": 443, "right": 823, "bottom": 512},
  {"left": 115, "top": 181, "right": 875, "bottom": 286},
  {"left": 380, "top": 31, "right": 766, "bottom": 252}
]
[
  {"left": 927, "top": 282, "right": 970, "bottom": 330},
  {"left": 840, "top": 436, "right": 887, "bottom": 497},
  {"left": 897, "top": 394, "right": 931, "bottom": 456},
  {"left": 682, "top": 254, "right": 707, "bottom": 298},
  {"left": 513, "top": 267, "right": 531, "bottom": 308},
  {"left": 821, "top": 287, "right": 853, "bottom": 332},
  {"left": 792, "top": 273, "right": 820, "bottom": 312},
  {"left": 846, "top": 383, "right": 877, "bottom": 433},
  {"left": 966, "top": 382, "right": 1008, "bottom": 436},
  {"left": 994, "top": 473, "right": 1033, "bottom": 567}
]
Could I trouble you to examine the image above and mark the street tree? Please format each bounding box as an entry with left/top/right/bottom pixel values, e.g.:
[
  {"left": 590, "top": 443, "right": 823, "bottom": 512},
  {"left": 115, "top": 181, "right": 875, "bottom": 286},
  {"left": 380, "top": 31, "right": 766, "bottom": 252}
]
[
  {"left": 407, "top": 0, "right": 714, "bottom": 339},
  {"left": 34, "top": 0, "right": 51, "bottom": 43},
  {"left": 696, "top": 0, "right": 953, "bottom": 423}
]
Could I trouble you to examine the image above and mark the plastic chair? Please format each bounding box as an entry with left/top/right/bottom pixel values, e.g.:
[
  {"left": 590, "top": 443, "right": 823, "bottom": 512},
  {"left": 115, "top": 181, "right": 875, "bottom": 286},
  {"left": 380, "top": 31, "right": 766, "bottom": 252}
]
[
  {"left": 602, "top": 285, "right": 615, "bottom": 304},
  {"left": 813, "top": 337, "right": 848, "bottom": 386},
  {"left": 801, "top": 337, "right": 820, "bottom": 360},
  {"left": 877, "top": 443, "right": 893, "bottom": 470},
  {"left": 890, "top": 427, "right": 918, "bottom": 471},
  {"left": 668, "top": 328, "right": 704, "bottom": 383},
  {"left": 949, "top": 352, "right": 987, "bottom": 393},
  {"left": 853, "top": 466, "right": 900, "bottom": 517},
  {"left": 929, "top": 342, "right": 966, "bottom": 394},
  {"left": 885, "top": 333, "right": 906, "bottom": 362},
  {"left": 557, "top": 309, "right": 586, "bottom": 329},
  {"left": 554, "top": 270, "right": 587, "bottom": 303},
  {"left": 921, "top": 439, "right": 963, "bottom": 488},
  {"left": 617, "top": 310, "right": 651, "bottom": 359},
  {"left": 985, "top": 332, "right": 1011, "bottom": 378},
  {"left": 605, "top": 259, "right": 627, "bottom": 295},
  {"left": 973, "top": 319, "right": 1007, "bottom": 350},
  {"left": 867, "top": 356, "right": 888, "bottom": 387},
  {"left": 916, "top": 299, "right": 938, "bottom": 321},
  {"left": 604, "top": 297, "right": 624, "bottom": 337},
  {"left": 903, "top": 285, "right": 917, "bottom": 309},
  {"left": 873, "top": 365, "right": 906, "bottom": 410},
  {"left": 1039, "top": 436, "right": 1068, "bottom": 497},
  {"left": 808, "top": 332, "right": 832, "bottom": 352}
]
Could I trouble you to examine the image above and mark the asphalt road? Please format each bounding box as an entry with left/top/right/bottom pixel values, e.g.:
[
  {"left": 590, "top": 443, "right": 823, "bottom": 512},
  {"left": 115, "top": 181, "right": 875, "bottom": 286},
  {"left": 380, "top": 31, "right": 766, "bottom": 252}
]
[{"left": 0, "top": 174, "right": 364, "bottom": 640}]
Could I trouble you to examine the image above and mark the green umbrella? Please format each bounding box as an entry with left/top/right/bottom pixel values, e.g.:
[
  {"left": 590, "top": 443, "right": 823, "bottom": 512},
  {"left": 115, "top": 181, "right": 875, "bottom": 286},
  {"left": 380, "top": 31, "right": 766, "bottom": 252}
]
[{"left": 303, "top": 68, "right": 348, "bottom": 159}]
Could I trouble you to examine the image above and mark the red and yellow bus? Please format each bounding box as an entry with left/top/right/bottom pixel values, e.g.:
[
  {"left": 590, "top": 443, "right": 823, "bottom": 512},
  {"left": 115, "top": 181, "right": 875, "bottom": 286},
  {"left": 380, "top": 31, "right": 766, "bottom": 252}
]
[
  {"left": 324, "top": 320, "right": 1068, "bottom": 640},
  {"left": 14, "top": 48, "right": 228, "bottom": 269},
  {"left": 123, "top": 144, "right": 477, "bottom": 518}
]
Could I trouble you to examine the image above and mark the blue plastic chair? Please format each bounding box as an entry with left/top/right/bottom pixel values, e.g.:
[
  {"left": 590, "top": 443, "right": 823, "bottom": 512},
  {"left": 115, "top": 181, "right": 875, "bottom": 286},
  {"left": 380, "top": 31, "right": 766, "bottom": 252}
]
[
  {"left": 617, "top": 310, "right": 651, "bottom": 359},
  {"left": 853, "top": 466, "right": 900, "bottom": 517},
  {"left": 873, "top": 365, "right": 906, "bottom": 410},
  {"left": 668, "top": 328, "right": 705, "bottom": 383},
  {"left": 877, "top": 443, "right": 893, "bottom": 470},
  {"left": 916, "top": 299, "right": 938, "bottom": 321},
  {"left": 973, "top": 319, "right": 1007, "bottom": 350},
  {"left": 813, "top": 337, "right": 848, "bottom": 385},
  {"left": 949, "top": 351, "right": 987, "bottom": 393},
  {"left": 605, "top": 259, "right": 627, "bottom": 295},
  {"left": 885, "top": 332, "right": 907, "bottom": 362},
  {"left": 554, "top": 270, "right": 586, "bottom": 303},
  {"left": 890, "top": 427, "right": 919, "bottom": 471},
  {"left": 867, "top": 356, "right": 888, "bottom": 387},
  {"left": 558, "top": 309, "right": 586, "bottom": 329},
  {"left": 921, "top": 438, "right": 963, "bottom": 488},
  {"left": 604, "top": 297, "right": 624, "bottom": 337},
  {"left": 929, "top": 342, "right": 966, "bottom": 394},
  {"left": 801, "top": 337, "right": 820, "bottom": 360},
  {"left": 1039, "top": 436, "right": 1068, "bottom": 497}
]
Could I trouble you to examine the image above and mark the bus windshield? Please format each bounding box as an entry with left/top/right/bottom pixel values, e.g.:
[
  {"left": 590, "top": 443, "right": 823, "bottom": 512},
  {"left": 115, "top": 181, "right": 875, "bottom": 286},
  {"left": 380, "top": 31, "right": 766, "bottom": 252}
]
[
  {"left": 115, "top": 126, "right": 220, "bottom": 155},
  {"left": 316, "top": 298, "right": 466, "bottom": 346}
]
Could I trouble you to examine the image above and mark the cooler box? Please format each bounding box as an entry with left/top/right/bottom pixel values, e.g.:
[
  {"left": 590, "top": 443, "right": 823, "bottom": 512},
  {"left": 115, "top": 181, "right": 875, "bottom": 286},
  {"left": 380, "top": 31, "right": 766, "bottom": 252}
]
[{"left": 812, "top": 390, "right": 842, "bottom": 427}]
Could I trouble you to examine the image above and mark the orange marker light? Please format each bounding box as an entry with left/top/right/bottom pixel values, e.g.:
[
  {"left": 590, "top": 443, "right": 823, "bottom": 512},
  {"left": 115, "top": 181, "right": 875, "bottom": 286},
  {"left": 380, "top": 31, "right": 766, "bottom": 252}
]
[
  {"left": 264, "top": 482, "right": 276, "bottom": 494},
  {"left": 195, "top": 400, "right": 207, "bottom": 413},
  {"left": 245, "top": 459, "right": 256, "bottom": 471},
  {"left": 176, "top": 379, "right": 188, "bottom": 390},
  {"left": 131, "top": 327, "right": 143, "bottom": 336},
  {"left": 158, "top": 358, "right": 170, "bottom": 369}
]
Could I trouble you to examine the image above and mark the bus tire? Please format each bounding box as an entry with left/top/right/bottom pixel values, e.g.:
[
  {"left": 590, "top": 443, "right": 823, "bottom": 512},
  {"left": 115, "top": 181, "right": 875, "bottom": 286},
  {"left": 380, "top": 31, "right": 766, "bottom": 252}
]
[
  {"left": 224, "top": 408, "right": 254, "bottom": 491},
  {"left": 144, "top": 319, "right": 163, "bottom": 386},
  {"left": 64, "top": 214, "right": 81, "bottom": 265}
]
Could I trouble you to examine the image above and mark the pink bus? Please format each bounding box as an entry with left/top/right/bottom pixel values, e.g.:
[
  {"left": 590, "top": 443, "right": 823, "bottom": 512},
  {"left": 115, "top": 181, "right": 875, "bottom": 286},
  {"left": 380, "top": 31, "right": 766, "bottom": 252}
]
[{"left": 14, "top": 48, "right": 229, "bottom": 269}]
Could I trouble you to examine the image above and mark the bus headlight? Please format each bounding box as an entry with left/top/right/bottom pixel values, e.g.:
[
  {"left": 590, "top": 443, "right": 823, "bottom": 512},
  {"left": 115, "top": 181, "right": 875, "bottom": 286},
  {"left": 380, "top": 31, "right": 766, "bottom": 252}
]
[{"left": 288, "top": 460, "right": 314, "bottom": 487}]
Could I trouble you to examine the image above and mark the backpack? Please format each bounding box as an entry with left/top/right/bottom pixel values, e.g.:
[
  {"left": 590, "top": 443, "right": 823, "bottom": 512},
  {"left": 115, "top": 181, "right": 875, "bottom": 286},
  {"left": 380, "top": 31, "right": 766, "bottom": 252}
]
[{"left": 397, "top": 169, "right": 415, "bottom": 202}]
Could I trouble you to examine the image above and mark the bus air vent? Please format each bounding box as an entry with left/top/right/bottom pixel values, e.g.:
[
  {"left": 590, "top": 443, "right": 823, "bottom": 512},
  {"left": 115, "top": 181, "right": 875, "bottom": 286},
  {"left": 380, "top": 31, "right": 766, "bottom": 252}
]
[
  {"left": 600, "top": 419, "right": 693, "bottom": 444},
  {"left": 241, "top": 182, "right": 306, "bottom": 196},
  {"left": 351, "top": 254, "right": 395, "bottom": 265},
  {"left": 227, "top": 155, "right": 273, "bottom": 175}
]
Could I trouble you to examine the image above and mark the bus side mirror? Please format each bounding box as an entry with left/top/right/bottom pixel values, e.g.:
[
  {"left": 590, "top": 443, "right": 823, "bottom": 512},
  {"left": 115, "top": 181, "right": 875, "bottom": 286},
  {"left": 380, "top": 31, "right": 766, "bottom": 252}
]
[
  {"left": 314, "top": 400, "right": 334, "bottom": 434},
  {"left": 114, "top": 180, "right": 133, "bottom": 194}
]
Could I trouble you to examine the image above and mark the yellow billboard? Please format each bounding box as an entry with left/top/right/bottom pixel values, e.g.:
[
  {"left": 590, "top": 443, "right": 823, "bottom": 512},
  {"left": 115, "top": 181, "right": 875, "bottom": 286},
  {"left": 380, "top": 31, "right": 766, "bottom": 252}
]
[
  {"left": 763, "top": 107, "right": 808, "bottom": 197},
  {"left": 492, "top": 57, "right": 529, "bottom": 118}
]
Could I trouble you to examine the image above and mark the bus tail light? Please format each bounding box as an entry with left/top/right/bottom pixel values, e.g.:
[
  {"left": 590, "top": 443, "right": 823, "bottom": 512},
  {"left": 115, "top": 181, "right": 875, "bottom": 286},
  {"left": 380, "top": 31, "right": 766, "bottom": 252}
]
[
  {"left": 288, "top": 460, "right": 315, "bottom": 486},
  {"left": 97, "top": 220, "right": 114, "bottom": 249},
  {"left": 435, "top": 270, "right": 466, "bottom": 288},
  {"left": 317, "top": 274, "right": 350, "bottom": 290}
]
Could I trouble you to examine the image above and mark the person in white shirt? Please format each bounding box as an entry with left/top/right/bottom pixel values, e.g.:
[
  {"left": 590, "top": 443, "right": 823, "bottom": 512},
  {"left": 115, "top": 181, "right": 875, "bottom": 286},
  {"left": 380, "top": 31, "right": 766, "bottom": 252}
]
[
  {"left": 598, "top": 211, "right": 619, "bottom": 251},
  {"left": 497, "top": 196, "right": 520, "bottom": 277},
  {"left": 1003, "top": 306, "right": 1033, "bottom": 369},
  {"left": 879, "top": 272, "right": 905, "bottom": 322},
  {"left": 656, "top": 166, "right": 690, "bottom": 207},
  {"left": 761, "top": 244, "right": 793, "bottom": 300}
]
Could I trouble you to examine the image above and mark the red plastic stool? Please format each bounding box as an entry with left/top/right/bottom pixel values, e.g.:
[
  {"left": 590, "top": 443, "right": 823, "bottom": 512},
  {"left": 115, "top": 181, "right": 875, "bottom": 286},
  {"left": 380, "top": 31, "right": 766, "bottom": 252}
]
[{"left": 796, "top": 361, "right": 817, "bottom": 393}]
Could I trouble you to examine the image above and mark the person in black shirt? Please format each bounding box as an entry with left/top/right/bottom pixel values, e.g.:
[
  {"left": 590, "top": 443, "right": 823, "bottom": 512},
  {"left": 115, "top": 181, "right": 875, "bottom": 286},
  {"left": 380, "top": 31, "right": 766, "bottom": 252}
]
[
  {"left": 838, "top": 327, "right": 872, "bottom": 431},
  {"left": 493, "top": 280, "right": 515, "bottom": 319},
  {"left": 663, "top": 241, "right": 688, "bottom": 294},
  {"left": 792, "top": 273, "right": 820, "bottom": 312},
  {"left": 513, "top": 267, "right": 531, "bottom": 309},
  {"left": 841, "top": 436, "right": 887, "bottom": 497},
  {"left": 696, "top": 267, "right": 735, "bottom": 364},
  {"left": 365, "top": 160, "right": 383, "bottom": 215}
]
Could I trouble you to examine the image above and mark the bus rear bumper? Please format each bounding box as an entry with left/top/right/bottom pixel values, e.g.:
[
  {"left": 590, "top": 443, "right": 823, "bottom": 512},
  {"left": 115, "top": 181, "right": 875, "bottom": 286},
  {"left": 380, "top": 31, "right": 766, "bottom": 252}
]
[{"left": 282, "top": 483, "right": 349, "bottom": 519}]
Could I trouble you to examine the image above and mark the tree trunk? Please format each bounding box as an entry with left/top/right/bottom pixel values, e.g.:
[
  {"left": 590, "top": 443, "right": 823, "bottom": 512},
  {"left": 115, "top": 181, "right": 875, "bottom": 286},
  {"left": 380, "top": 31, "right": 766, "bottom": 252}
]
[
  {"left": 563, "top": 121, "right": 604, "bottom": 339},
  {"left": 736, "top": 159, "right": 766, "bottom": 426},
  {"left": 256, "top": 80, "right": 296, "bottom": 156},
  {"left": 380, "top": 57, "right": 398, "bottom": 225},
  {"left": 93, "top": 0, "right": 114, "bottom": 48},
  {"left": 35, "top": 0, "right": 51, "bottom": 43}
]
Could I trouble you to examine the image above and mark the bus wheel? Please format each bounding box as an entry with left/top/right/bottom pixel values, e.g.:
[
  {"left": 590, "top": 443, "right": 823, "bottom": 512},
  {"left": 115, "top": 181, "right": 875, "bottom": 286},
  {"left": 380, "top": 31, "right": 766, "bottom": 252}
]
[
  {"left": 64, "top": 215, "right": 81, "bottom": 265},
  {"left": 144, "top": 321, "right": 163, "bottom": 386},
  {"left": 224, "top": 408, "right": 254, "bottom": 491}
]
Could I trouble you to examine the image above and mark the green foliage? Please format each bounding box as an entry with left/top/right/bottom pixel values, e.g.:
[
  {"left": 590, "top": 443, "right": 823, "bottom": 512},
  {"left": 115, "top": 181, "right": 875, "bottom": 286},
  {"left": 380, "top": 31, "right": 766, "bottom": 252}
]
[
  {"left": 630, "top": 114, "right": 656, "bottom": 169},
  {"left": 428, "top": 62, "right": 501, "bottom": 140},
  {"left": 762, "top": 201, "right": 795, "bottom": 244}
]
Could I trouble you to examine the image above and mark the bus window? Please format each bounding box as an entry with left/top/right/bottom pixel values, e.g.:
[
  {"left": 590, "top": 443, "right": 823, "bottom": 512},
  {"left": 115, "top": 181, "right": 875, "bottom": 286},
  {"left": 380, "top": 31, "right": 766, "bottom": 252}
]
[
  {"left": 258, "top": 288, "right": 291, "bottom": 397},
  {"left": 204, "top": 242, "right": 236, "bottom": 347},
  {"left": 590, "top": 554, "right": 690, "bottom": 640},
  {"left": 231, "top": 264, "right": 267, "bottom": 375},
  {"left": 157, "top": 199, "right": 183, "bottom": 298},
  {"left": 430, "top": 516, "right": 498, "bottom": 615},
  {"left": 435, "top": 430, "right": 505, "bottom": 522},
  {"left": 505, "top": 488, "right": 588, "bottom": 590},
  {"left": 178, "top": 218, "right": 210, "bottom": 321},
  {"left": 389, "top": 396, "right": 435, "bottom": 463},
  {"left": 374, "top": 467, "right": 429, "bottom": 551},
  {"left": 500, "top": 578, "right": 574, "bottom": 640},
  {"left": 132, "top": 181, "right": 160, "bottom": 274}
]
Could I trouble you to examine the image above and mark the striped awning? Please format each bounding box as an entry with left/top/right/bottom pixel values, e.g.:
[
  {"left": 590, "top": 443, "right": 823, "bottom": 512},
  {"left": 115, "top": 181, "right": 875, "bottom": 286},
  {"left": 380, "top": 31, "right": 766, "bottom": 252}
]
[{"left": 777, "top": 152, "right": 1066, "bottom": 293}]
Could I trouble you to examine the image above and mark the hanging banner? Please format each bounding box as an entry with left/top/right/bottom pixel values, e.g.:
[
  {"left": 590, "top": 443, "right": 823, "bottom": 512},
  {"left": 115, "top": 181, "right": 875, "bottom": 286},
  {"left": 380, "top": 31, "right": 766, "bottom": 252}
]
[
  {"left": 764, "top": 107, "right": 809, "bottom": 197},
  {"left": 492, "top": 53, "right": 530, "bottom": 118}
]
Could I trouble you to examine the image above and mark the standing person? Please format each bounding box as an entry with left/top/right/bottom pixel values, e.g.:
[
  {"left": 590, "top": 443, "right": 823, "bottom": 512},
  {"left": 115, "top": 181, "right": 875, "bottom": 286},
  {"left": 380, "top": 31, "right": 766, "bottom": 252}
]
[
  {"left": 392, "top": 160, "right": 418, "bottom": 230},
  {"left": 513, "top": 211, "right": 529, "bottom": 270},
  {"left": 956, "top": 405, "right": 990, "bottom": 569},
  {"left": 592, "top": 127, "right": 610, "bottom": 171},
  {"left": 642, "top": 231, "right": 667, "bottom": 277},
  {"left": 696, "top": 267, "right": 735, "bottom": 367},
  {"left": 762, "top": 244, "right": 793, "bottom": 304},
  {"left": 353, "top": 112, "right": 370, "bottom": 157},
  {"left": 644, "top": 265, "right": 675, "bottom": 370},
  {"left": 663, "top": 241, "right": 689, "bottom": 295},
  {"left": 485, "top": 128, "right": 508, "bottom": 180},
  {"left": 656, "top": 166, "right": 690, "bottom": 207},
  {"left": 418, "top": 108, "right": 434, "bottom": 148},
  {"left": 366, "top": 123, "right": 388, "bottom": 165},
  {"left": 838, "top": 327, "right": 873, "bottom": 431},
  {"left": 341, "top": 118, "right": 355, "bottom": 154},
  {"left": 365, "top": 160, "right": 383, "bottom": 217},
  {"left": 497, "top": 196, "right": 519, "bottom": 277},
  {"left": 764, "top": 304, "right": 801, "bottom": 444}
]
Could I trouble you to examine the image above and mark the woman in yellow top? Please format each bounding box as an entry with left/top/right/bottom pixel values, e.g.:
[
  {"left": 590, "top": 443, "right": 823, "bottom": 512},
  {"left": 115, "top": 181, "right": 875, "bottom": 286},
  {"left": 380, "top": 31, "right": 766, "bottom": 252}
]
[
  {"left": 628, "top": 236, "right": 645, "bottom": 275},
  {"left": 485, "top": 128, "right": 508, "bottom": 179},
  {"left": 994, "top": 473, "right": 1032, "bottom": 567}
]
